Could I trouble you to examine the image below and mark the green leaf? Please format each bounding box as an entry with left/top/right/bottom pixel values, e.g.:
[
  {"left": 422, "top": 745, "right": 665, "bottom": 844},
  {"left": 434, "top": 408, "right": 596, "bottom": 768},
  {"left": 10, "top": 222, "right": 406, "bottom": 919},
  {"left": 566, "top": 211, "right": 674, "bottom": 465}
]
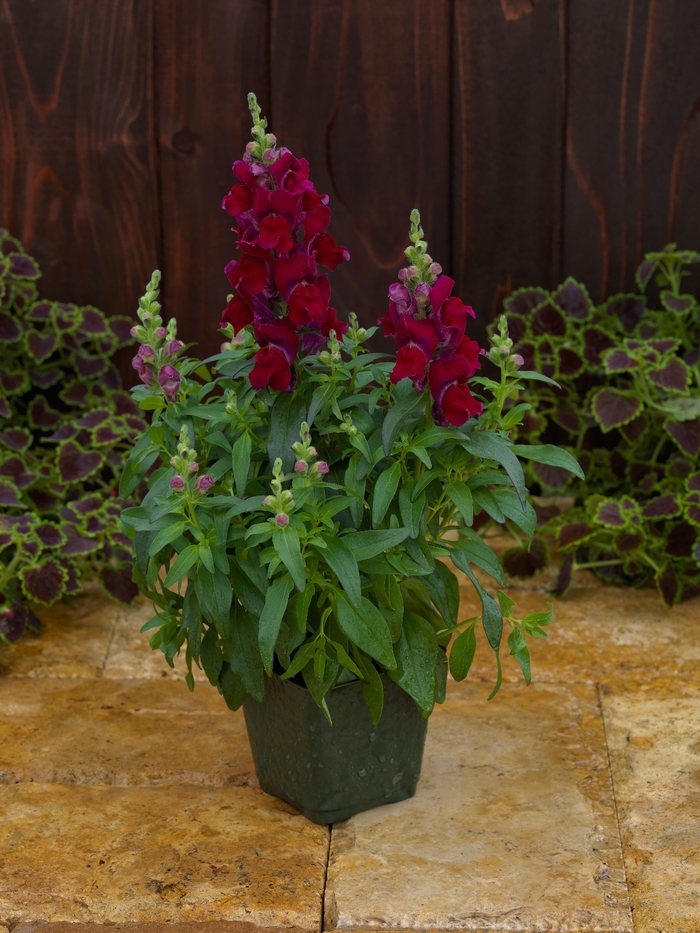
[
  {"left": 510, "top": 444, "right": 585, "bottom": 480},
  {"left": 273, "top": 525, "right": 306, "bottom": 591},
  {"left": 195, "top": 566, "right": 232, "bottom": 637},
  {"left": 138, "top": 395, "right": 166, "bottom": 411},
  {"left": 412, "top": 468, "right": 441, "bottom": 500},
  {"left": 452, "top": 534, "right": 506, "bottom": 585},
  {"left": 424, "top": 560, "right": 460, "bottom": 628},
  {"left": 515, "top": 370, "right": 561, "bottom": 387},
  {"left": 163, "top": 545, "right": 199, "bottom": 587},
  {"left": 200, "top": 625, "right": 223, "bottom": 685},
  {"left": 449, "top": 625, "right": 476, "bottom": 681},
  {"left": 445, "top": 481, "right": 473, "bottom": 525},
  {"left": 268, "top": 391, "right": 306, "bottom": 472},
  {"left": 232, "top": 431, "right": 252, "bottom": 496},
  {"left": 281, "top": 640, "right": 318, "bottom": 679},
  {"left": 492, "top": 486, "right": 537, "bottom": 537},
  {"left": 472, "top": 486, "right": 506, "bottom": 523},
  {"left": 228, "top": 606, "right": 265, "bottom": 700},
  {"left": 451, "top": 558, "right": 503, "bottom": 651},
  {"left": 198, "top": 541, "right": 215, "bottom": 573},
  {"left": 382, "top": 379, "right": 425, "bottom": 455},
  {"left": 387, "top": 612, "right": 438, "bottom": 717},
  {"left": 335, "top": 594, "right": 396, "bottom": 669},
  {"left": 372, "top": 461, "right": 402, "bottom": 527},
  {"left": 147, "top": 521, "right": 187, "bottom": 556},
  {"left": 460, "top": 433, "right": 528, "bottom": 508},
  {"left": 316, "top": 534, "right": 361, "bottom": 605},
  {"left": 354, "top": 650, "right": 384, "bottom": 726},
  {"left": 228, "top": 561, "right": 265, "bottom": 616},
  {"left": 508, "top": 627, "right": 531, "bottom": 685},
  {"left": 342, "top": 527, "right": 410, "bottom": 561},
  {"left": 258, "top": 575, "right": 294, "bottom": 675},
  {"left": 183, "top": 586, "right": 202, "bottom": 664},
  {"left": 218, "top": 664, "right": 247, "bottom": 711},
  {"left": 497, "top": 590, "right": 517, "bottom": 617},
  {"left": 307, "top": 381, "right": 336, "bottom": 426}
]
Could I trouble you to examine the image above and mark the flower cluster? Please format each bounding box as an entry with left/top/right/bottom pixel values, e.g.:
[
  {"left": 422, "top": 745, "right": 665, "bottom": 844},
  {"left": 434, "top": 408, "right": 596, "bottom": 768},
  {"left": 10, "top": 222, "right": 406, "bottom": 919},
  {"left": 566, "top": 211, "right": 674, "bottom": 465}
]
[
  {"left": 169, "top": 426, "right": 213, "bottom": 496},
  {"left": 131, "top": 271, "right": 184, "bottom": 403},
  {"left": 220, "top": 94, "right": 350, "bottom": 392},
  {"left": 379, "top": 210, "right": 483, "bottom": 426},
  {"left": 292, "top": 421, "right": 329, "bottom": 477}
]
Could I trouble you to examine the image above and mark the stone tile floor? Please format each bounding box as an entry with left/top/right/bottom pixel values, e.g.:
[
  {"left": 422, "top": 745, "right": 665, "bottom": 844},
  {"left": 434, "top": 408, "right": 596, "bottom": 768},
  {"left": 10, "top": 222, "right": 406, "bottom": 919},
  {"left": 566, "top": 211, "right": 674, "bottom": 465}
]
[{"left": 0, "top": 570, "right": 699, "bottom": 933}]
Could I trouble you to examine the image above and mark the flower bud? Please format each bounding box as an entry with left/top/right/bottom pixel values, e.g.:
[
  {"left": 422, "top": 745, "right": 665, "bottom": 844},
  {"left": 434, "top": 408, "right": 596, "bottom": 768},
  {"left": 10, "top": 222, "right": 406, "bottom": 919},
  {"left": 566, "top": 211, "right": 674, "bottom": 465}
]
[
  {"left": 314, "top": 461, "right": 330, "bottom": 475},
  {"left": 131, "top": 354, "right": 151, "bottom": 384},
  {"left": 169, "top": 476, "right": 186, "bottom": 491},
  {"left": 245, "top": 141, "right": 257, "bottom": 154},
  {"left": 170, "top": 456, "right": 178, "bottom": 467},
  {"left": 308, "top": 447, "right": 317, "bottom": 458},
  {"left": 262, "top": 148, "right": 278, "bottom": 164},
  {"left": 194, "top": 474, "right": 214, "bottom": 493},
  {"left": 294, "top": 460, "right": 308, "bottom": 473},
  {"left": 275, "top": 513, "right": 289, "bottom": 526},
  {"left": 499, "top": 345, "right": 509, "bottom": 355},
  {"left": 138, "top": 344, "right": 155, "bottom": 359},
  {"left": 429, "top": 263, "right": 442, "bottom": 276},
  {"left": 263, "top": 496, "right": 272, "bottom": 506},
  {"left": 158, "top": 364, "right": 180, "bottom": 403},
  {"left": 164, "top": 339, "right": 183, "bottom": 357},
  {"left": 155, "top": 327, "right": 167, "bottom": 339},
  {"left": 512, "top": 354, "right": 525, "bottom": 366},
  {"left": 188, "top": 462, "right": 199, "bottom": 473},
  {"left": 130, "top": 326, "right": 140, "bottom": 338}
]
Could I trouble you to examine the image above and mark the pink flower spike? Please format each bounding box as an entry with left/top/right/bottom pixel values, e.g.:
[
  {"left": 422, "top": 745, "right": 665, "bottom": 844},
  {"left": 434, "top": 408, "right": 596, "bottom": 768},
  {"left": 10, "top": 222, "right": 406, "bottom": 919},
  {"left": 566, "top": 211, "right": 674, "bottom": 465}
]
[
  {"left": 138, "top": 344, "right": 155, "bottom": 359},
  {"left": 512, "top": 354, "right": 525, "bottom": 366},
  {"left": 295, "top": 460, "right": 308, "bottom": 473},
  {"left": 188, "top": 462, "right": 199, "bottom": 472},
  {"left": 169, "top": 476, "right": 186, "bottom": 490},
  {"left": 155, "top": 327, "right": 167, "bottom": 338},
  {"left": 314, "top": 461, "right": 330, "bottom": 475},
  {"left": 275, "top": 513, "right": 290, "bottom": 526},
  {"left": 195, "top": 474, "right": 214, "bottom": 493}
]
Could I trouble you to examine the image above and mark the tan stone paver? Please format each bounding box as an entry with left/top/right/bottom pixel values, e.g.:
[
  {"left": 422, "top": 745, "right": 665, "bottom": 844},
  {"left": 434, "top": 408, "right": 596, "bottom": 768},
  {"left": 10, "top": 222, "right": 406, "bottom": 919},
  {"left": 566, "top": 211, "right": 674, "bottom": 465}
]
[
  {"left": 0, "top": 677, "right": 254, "bottom": 787},
  {"left": 601, "top": 677, "right": 700, "bottom": 933},
  {"left": 0, "top": 783, "right": 328, "bottom": 930},
  {"left": 325, "top": 679, "right": 632, "bottom": 932},
  {"left": 0, "top": 583, "right": 117, "bottom": 679}
]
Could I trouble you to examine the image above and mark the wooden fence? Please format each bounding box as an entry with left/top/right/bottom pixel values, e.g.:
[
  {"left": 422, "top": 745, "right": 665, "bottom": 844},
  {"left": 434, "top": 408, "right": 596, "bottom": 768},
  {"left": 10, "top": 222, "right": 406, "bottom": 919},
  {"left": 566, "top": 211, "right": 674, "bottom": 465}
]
[{"left": 2, "top": 0, "right": 699, "bottom": 378}]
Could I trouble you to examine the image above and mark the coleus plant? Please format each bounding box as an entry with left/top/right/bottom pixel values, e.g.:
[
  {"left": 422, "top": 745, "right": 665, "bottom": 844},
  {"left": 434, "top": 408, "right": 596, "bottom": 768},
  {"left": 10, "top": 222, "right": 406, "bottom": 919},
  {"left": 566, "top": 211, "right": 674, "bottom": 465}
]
[
  {"left": 0, "top": 230, "right": 146, "bottom": 643},
  {"left": 120, "top": 95, "right": 581, "bottom": 722},
  {"left": 496, "top": 244, "right": 700, "bottom": 607}
]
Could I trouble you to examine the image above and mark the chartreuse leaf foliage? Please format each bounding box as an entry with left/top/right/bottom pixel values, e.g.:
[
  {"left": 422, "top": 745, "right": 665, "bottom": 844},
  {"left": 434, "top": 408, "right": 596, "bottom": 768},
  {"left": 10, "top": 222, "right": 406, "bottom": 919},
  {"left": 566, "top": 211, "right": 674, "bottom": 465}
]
[
  {"left": 122, "top": 271, "right": 567, "bottom": 723},
  {"left": 492, "top": 243, "right": 700, "bottom": 607},
  {"left": 0, "top": 230, "right": 145, "bottom": 645}
]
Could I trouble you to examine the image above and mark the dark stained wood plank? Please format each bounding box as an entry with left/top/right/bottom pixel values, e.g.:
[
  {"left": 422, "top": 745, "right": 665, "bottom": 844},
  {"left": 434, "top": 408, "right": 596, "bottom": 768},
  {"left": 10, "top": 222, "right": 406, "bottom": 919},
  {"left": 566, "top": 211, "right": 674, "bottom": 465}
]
[
  {"left": 564, "top": 0, "right": 700, "bottom": 302},
  {"left": 0, "top": 0, "right": 159, "bottom": 336},
  {"left": 269, "top": 0, "right": 451, "bottom": 334},
  {"left": 453, "top": 0, "right": 565, "bottom": 337},
  {"left": 155, "top": 0, "right": 269, "bottom": 362}
]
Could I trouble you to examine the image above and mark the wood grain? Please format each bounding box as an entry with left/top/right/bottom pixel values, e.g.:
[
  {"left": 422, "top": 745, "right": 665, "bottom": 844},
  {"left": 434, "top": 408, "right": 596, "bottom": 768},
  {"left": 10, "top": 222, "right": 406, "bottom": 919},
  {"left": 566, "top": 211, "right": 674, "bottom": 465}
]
[
  {"left": 453, "top": 0, "right": 565, "bottom": 337},
  {"left": 155, "top": 0, "right": 269, "bottom": 363},
  {"left": 0, "top": 0, "right": 160, "bottom": 327},
  {"left": 564, "top": 0, "right": 700, "bottom": 301},
  {"left": 269, "top": 0, "right": 451, "bottom": 334}
]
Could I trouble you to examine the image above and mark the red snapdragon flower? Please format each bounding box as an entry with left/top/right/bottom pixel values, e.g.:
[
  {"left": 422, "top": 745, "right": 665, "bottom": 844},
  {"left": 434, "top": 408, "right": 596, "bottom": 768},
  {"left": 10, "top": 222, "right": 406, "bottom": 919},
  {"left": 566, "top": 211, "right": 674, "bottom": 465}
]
[
  {"left": 379, "top": 227, "right": 483, "bottom": 426},
  {"left": 220, "top": 101, "right": 350, "bottom": 392}
]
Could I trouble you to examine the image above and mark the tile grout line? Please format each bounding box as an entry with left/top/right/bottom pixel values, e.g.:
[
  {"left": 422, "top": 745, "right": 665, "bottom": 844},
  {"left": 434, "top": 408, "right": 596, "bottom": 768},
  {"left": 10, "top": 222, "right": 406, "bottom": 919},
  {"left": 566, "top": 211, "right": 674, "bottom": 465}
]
[
  {"left": 595, "top": 680, "right": 634, "bottom": 924},
  {"left": 321, "top": 822, "right": 333, "bottom": 933}
]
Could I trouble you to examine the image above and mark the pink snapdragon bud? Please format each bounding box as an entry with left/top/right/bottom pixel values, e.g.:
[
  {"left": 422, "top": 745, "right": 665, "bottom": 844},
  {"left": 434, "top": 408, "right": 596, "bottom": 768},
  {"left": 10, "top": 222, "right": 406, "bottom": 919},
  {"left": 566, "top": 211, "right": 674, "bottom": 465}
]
[
  {"left": 164, "top": 339, "right": 183, "bottom": 356},
  {"left": 262, "top": 148, "right": 278, "bottom": 164},
  {"left": 130, "top": 326, "right": 140, "bottom": 338},
  {"left": 275, "top": 513, "right": 289, "bottom": 526},
  {"left": 313, "top": 461, "right": 330, "bottom": 475},
  {"left": 499, "top": 345, "right": 509, "bottom": 354},
  {"left": 263, "top": 496, "right": 273, "bottom": 506},
  {"left": 169, "top": 476, "right": 186, "bottom": 491},
  {"left": 158, "top": 364, "right": 180, "bottom": 403},
  {"left": 194, "top": 474, "right": 214, "bottom": 493},
  {"left": 170, "top": 456, "right": 178, "bottom": 467},
  {"left": 512, "top": 354, "right": 525, "bottom": 366},
  {"left": 155, "top": 327, "right": 167, "bottom": 338},
  {"left": 138, "top": 344, "right": 155, "bottom": 359},
  {"left": 188, "top": 462, "right": 199, "bottom": 473},
  {"left": 294, "top": 460, "right": 308, "bottom": 473},
  {"left": 429, "top": 262, "right": 442, "bottom": 276}
]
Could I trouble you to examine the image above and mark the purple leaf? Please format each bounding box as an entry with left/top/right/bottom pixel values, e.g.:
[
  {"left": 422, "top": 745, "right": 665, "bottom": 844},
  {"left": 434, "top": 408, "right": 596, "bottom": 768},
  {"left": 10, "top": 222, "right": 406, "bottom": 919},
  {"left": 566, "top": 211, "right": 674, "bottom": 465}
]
[
  {"left": 0, "top": 311, "right": 20, "bottom": 342},
  {"left": 78, "top": 307, "right": 108, "bottom": 335},
  {"left": 505, "top": 314, "right": 527, "bottom": 343},
  {"left": 9, "top": 252, "right": 40, "bottom": 278},
  {"left": 661, "top": 292, "right": 695, "bottom": 315},
  {"left": 0, "top": 395, "right": 9, "bottom": 419},
  {"left": 94, "top": 425, "right": 124, "bottom": 445},
  {"left": 502, "top": 539, "right": 548, "bottom": 578},
  {"left": 54, "top": 304, "right": 80, "bottom": 332},
  {"left": 533, "top": 502, "right": 560, "bottom": 526},
  {"left": 504, "top": 288, "right": 548, "bottom": 317},
  {"left": 57, "top": 441, "right": 103, "bottom": 483},
  {"left": 636, "top": 258, "right": 658, "bottom": 290},
  {"left": 553, "top": 553, "right": 574, "bottom": 597},
  {"left": 35, "top": 523, "right": 65, "bottom": 547},
  {"left": 0, "top": 478, "right": 21, "bottom": 506},
  {"left": 109, "top": 315, "right": 136, "bottom": 344},
  {"left": 85, "top": 514, "right": 106, "bottom": 534},
  {"left": 0, "top": 428, "right": 31, "bottom": 452},
  {"left": 0, "top": 602, "right": 41, "bottom": 642},
  {"left": 604, "top": 349, "right": 639, "bottom": 373},
  {"left": 25, "top": 330, "right": 58, "bottom": 362},
  {"left": 666, "top": 521, "right": 695, "bottom": 557},
  {"left": 48, "top": 423, "right": 78, "bottom": 442},
  {"left": 100, "top": 567, "right": 139, "bottom": 605},
  {"left": 61, "top": 523, "right": 99, "bottom": 555},
  {"left": 648, "top": 358, "right": 690, "bottom": 393},
  {"left": 592, "top": 389, "right": 642, "bottom": 432},
  {"left": 21, "top": 540, "right": 40, "bottom": 559},
  {"left": 552, "top": 400, "right": 581, "bottom": 433},
  {"left": 583, "top": 328, "right": 616, "bottom": 365},
  {"left": 58, "top": 559, "right": 81, "bottom": 594},
  {"left": 532, "top": 460, "right": 571, "bottom": 490},
  {"left": 124, "top": 414, "right": 146, "bottom": 433},
  {"left": 20, "top": 560, "right": 67, "bottom": 605},
  {"left": 30, "top": 368, "right": 62, "bottom": 389},
  {"left": 594, "top": 500, "right": 626, "bottom": 527},
  {"left": 665, "top": 419, "right": 700, "bottom": 458},
  {"left": 0, "top": 369, "right": 27, "bottom": 394},
  {"left": 558, "top": 348, "right": 584, "bottom": 376},
  {"left": 103, "top": 365, "right": 120, "bottom": 391},
  {"left": 110, "top": 530, "right": 133, "bottom": 548},
  {"left": 558, "top": 522, "right": 596, "bottom": 548},
  {"left": 532, "top": 302, "right": 567, "bottom": 337},
  {"left": 688, "top": 472, "right": 700, "bottom": 492},
  {"left": 656, "top": 566, "right": 679, "bottom": 608},
  {"left": 27, "top": 301, "right": 52, "bottom": 321},
  {"left": 76, "top": 409, "right": 110, "bottom": 429},
  {"left": 113, "top": 391, "right": 139, "bottom": 417},
  {"left": 25, "top": 487, "right": 60, "bottom": 512},
  {"left": 604, "top": 294, "right": 646, "bottom": 332},
  {"left": 61, "top": 381, "right": 90, "bottom": 406},
  {"left": 614, "top": 531, "right": 644, "bottom": 553},
  {"left": 642, "top": 495, "right": 681, "bottom": 519},
  {"left": 620, "top": 415, "right": 647, "bottom": 443},
  {"left": 553, "top": 278, "right": 591, "bottom": 320},
  {"left": 73, "top": 494, "right": 103, "bottom": 514},
  {"left": 515, "top": 341, "right": 536, "bottom": 370},
  {"left": 685, "top": 348, "right": 700, "bottom": 367},
  {"left": 687, "top": 505, "right": 700, "bottom": 528},
  {"left": 28, "top": 396, "right": 61, "bottom": 429},
  {"left": 75, "top": 354, "right": 108, "bottom": 378}
]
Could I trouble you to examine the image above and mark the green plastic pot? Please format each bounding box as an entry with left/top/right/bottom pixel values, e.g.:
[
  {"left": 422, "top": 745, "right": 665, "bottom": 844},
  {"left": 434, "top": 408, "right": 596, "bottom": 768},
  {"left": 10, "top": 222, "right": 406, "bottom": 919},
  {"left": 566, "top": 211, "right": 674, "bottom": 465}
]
[{"left": 243, "top": 672, "right": 428, "bottom": 824}]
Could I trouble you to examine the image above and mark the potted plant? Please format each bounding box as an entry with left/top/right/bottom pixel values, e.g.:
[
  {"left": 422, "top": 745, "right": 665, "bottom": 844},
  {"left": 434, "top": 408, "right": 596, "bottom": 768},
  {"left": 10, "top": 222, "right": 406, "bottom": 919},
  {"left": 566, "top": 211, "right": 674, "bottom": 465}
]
[{"left": 120, "top": 95, "right": 581, "bottom": 824}]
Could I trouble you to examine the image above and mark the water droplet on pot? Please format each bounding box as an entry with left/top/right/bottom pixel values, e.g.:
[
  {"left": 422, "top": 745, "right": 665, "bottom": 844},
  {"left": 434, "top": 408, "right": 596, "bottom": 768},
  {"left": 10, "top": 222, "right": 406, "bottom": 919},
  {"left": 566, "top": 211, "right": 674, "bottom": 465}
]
[
  {"left": 392, "top": 772, "right": 404, "bottom": 785},
  {"left": 309, "top": 725, "right": 316, "bottom": 733},
  {"left": 378, "top": 754, "right": 386, "bottom": 763},
  {"left": 358, "top": 768, "right": 366, "bottom": 777},
  {"left": 369, "top": 732, "right": 377, "bottom": 742}
]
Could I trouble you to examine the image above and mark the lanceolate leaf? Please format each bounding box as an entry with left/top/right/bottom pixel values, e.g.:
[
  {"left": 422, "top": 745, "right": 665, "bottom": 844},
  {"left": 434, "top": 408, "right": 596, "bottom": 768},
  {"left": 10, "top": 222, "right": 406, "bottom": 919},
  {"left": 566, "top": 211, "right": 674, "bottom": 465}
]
[
  {"left": 371, "top": 461, "right": 402, "bottom": 527},
  {"left": 449, "top": 625, "right": 477, "bottom": 682},
  {"left": 268, "top": 392, "right": 306, "bottom": 472},
  {"left": 273, "top": 525, "right": 306, "bottom": 591},
  {"left": 258, "top": 575, "right": 294, "bottom": 675},
  {"left": 424, "top": 560, "right": 460, "bottom": 628},
  {"left": 445, "top": 481, "right": 473, "bottom": 525},
  {"left": 387, "top": 612, "right": 438, "bottom": 717},
  {"left": 335, "top": 594, "right": 396, "bottom": 669},
  {"left": 510, "top": 444, "right": 585, "bottom": 480},
  {"left": 382, "top": 378, "right": 425, "bottom": 456},
  {"left": 461, "top": 433, "right": 527, "bottom": 507},
  {"left": 341, "top": 527, "right": 410, "bottom": 561},
  {"left": 316, "top": 534, "right": 361, "bottom": 605}
]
